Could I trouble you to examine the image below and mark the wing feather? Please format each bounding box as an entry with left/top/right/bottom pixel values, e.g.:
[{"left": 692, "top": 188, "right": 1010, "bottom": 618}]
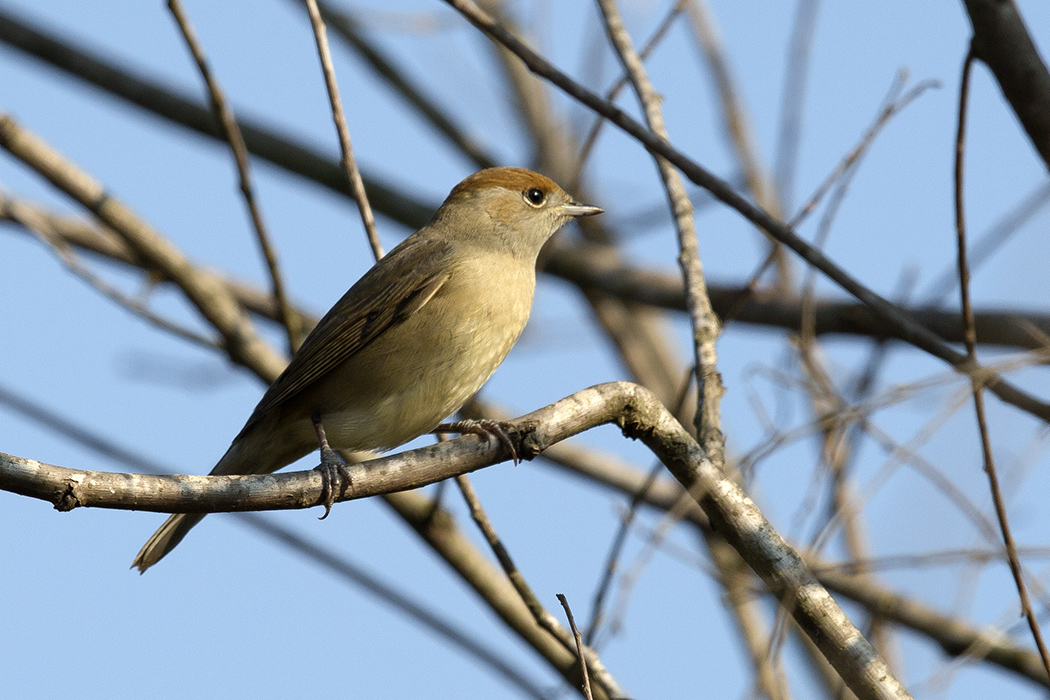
[{"left": 242, "top": 236, "right": 452, "bottom": 427}]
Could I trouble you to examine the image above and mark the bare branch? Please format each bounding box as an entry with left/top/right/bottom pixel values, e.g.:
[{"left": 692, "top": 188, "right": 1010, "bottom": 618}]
[
  {"left": 954, "top": 48, "right": 1050, "bottom": 679},
  {"left": 557, "top": 594, "right": 594, "bottom": 700},
  {"left": 0, "top": 380, "right": 912, "bottom": 700},
  {"left": 299, "top": 0, "right": 498, "bottom": 170},
  {"left": 0, "top": 114, "right": 288, "bottom": 382},
  {"left": 595, "top": 0, "right": 725, "bottom": 465}
]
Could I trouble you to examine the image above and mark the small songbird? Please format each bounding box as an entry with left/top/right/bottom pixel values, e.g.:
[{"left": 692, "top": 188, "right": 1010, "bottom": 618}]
[{"left": 133, "top": 167, "right": 602, "bottom": 571}]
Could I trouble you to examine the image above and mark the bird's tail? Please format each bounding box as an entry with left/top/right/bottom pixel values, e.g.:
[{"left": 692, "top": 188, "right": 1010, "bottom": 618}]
[
  {"left": 132, "top": 511, "right": 205, "bottom": 573},
  {"left": 130, "top": 440, "right": 248, "bottom": 572},
  {"left": 132, "top": 421, "right": 306, "bottom": 572}
]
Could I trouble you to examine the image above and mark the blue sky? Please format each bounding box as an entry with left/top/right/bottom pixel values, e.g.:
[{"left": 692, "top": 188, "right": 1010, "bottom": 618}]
[{"left": 2, "top": 2, "right": 1050, "bottom": 698}]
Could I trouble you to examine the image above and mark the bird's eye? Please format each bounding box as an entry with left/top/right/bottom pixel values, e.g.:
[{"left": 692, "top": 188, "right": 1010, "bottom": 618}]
[{"left": 524, "top": 188, "right": 546, "bottom": 206}]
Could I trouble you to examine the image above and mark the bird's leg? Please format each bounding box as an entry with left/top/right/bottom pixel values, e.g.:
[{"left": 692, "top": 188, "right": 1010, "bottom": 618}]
[
  {"left": 434, "top": 418, "right": 519, "bottom": 465},
  {"left": 312, "top": 411, "right": 351, "bottom": 519}
]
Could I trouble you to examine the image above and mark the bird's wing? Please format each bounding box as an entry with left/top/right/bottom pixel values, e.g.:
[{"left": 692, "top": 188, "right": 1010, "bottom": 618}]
[{"left": 243, "top": 237, "right": 452, "bottom": 427}]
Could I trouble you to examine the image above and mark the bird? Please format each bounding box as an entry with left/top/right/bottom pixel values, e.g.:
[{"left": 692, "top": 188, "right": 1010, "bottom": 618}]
[{"left": 132, "top": 167, "right": 602, "bottom": 571}]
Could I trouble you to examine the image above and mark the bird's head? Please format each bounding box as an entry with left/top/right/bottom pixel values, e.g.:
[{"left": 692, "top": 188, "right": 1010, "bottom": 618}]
[{"left": 432, "top": 167, "right": 603, "bottom": 256}]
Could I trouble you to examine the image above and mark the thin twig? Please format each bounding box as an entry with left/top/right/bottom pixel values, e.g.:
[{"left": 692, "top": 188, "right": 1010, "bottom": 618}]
[
  {"left": 773, "top": 0, "right": 821, "bottom": 212},
  {"left": 303, "top": 0, "right": 498, "bottom": 170},
  {"left": 383, "top": 488, "right": 622, "bottom": 700},
  {"left": 954, "top": 47, "right": 1050, "bottom": 680},
  {"left": 167, "top": 0, "right": 302, "bottom": 353},
  {"left": 790, "top": 76, "right": 939, "bottom": 228},
  {"left": 685, "top": 0, "right": 791, "bottom": 290},
  {"left": 557, "top": 594, "right": 594, "bottom": 700},
  {"left": 1, "top": 191, "right": 220, "bottom": 350},
  {"left": 572, "top": 0, "right": 687, "bottom": 186},
  {"left": 585, "top": 462, "right": 661, "bottom": 646},
  {"left": 452, "top": 474, "right": 622, "bottom": 699},
  {"left": 585, "top": 366, "right": 693, "bottom": 647},
  {"left": 921, "top": 181, "right": 1050, "bottom": 305},
  {"left": 303, "top": 0, "right": 384, "bottom": 261}
]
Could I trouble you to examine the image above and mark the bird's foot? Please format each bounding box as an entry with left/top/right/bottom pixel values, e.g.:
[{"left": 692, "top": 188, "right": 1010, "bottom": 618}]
[
  {"left": 435, "top": 419, "right": 519, "bottom": 465},
  {"left": 313, "top": 414, "right": 352, "bottom": 519}
]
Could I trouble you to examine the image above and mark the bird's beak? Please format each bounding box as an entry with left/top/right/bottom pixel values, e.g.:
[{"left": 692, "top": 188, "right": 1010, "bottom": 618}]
[{"left": 561, "top": 200, "right": 604, "bottom": 218}]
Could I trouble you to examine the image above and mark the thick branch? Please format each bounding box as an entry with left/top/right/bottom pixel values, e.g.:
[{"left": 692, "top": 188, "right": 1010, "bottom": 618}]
[
  {"left": 0, "top": 381, "right": 910, "bottom": 700},
  {"left": 963, "top": 0, "right": 1050, "bottom": 171}
]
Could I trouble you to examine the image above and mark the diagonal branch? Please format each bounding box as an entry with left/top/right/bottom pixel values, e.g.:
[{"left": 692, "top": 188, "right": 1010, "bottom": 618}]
[
  {"left": 454, "top": 474, "right": 621, "bottom": 699},
  {"left": 303, "top": 0, "right": 384, "bottom": 260},
  {"left": 297, "top": 0, "right": 498, "bottom": 170},
  {"left": 383, "top": 489, "right": 615, "bottom": 700},
  {"left": 0, "top": 114, "right": 287, "bottom": 382}
]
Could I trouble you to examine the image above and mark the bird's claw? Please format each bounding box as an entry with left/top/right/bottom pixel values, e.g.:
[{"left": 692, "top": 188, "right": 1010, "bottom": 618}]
[
  {"left": 436, "top": 419, "right": 519, "bottom": 465},
  {"left": 313, "top": 413, "right": 352, "bottom": 519},
  {"left": 316, "top": 444, "right": 352, "bottom": 520}
]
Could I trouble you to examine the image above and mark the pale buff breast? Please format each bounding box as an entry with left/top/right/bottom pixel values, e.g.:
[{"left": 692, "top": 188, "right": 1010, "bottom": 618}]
[{"left": 310, "top": 248, "right": 536, "bottom": 451}]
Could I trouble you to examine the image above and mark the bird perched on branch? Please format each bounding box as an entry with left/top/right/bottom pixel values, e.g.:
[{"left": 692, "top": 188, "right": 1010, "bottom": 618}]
[{"left": 133, "top": 167, "right": 602, "bottom": 571}]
